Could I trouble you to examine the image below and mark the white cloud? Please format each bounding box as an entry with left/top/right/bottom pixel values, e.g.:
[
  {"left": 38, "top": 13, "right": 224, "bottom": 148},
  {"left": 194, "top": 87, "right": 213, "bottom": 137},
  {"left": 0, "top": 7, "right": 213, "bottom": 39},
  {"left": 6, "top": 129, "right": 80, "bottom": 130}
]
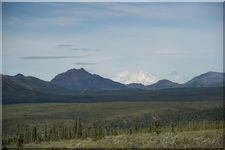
[
  {"left": 168, "top": 71, "right": 190, "bottom": 83},
  {"left": 112, "top": 71, "right": 158, "bottom": 85}
]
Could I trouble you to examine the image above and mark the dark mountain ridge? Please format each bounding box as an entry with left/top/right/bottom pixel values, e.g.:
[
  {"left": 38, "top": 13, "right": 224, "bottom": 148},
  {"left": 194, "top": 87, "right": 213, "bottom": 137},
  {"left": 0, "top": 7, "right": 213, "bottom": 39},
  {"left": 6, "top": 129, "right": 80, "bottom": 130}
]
[
  {"left": 183, "top": 71, "right": 224, "bottom": 87},
  {"left": 2, "top": 74, "right": 76, "bottom": 95},
  {"left": 147, "top": 79, "right": 182, "bottom": 90},
  {"left": 51, "top": 68, "right": 127, "bottom": 91}
]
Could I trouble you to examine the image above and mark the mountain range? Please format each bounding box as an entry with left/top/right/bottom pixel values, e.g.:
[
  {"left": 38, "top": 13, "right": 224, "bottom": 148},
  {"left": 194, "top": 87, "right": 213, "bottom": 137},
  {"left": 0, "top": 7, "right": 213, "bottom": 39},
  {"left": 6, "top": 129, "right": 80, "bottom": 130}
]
[
  {"left": 50, "top": 68, "right": 224, "bottom": 90},
  {"left": 2, "top": 68, "right": 224, "bottom": 104},
  {"left": 127, "top": 71, "right": 224, "bottom": 90},
  {"left": 126, "top": 80, "right": 182, "bottom": 90}
]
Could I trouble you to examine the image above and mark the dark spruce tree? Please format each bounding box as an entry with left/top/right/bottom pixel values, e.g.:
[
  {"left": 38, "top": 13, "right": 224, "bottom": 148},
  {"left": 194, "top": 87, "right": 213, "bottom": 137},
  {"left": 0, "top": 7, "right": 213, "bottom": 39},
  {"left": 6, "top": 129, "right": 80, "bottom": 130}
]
[
  {"left": 76, "top": 118, "right": 82, "bottom": 138},
  {"left": 32, "top": 126, "right": 37, "bottom": 142},
  {"left": 16, "top": 133, "right": 24, "bottom": 148}
]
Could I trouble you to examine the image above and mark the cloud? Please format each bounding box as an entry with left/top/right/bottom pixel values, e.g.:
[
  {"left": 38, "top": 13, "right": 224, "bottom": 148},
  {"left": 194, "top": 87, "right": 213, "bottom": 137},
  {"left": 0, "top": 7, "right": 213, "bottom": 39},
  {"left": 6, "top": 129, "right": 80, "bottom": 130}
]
[
  {"left": 81, "top": 48, "right": 88, "bottom": 51},
  {"left": 169, "top": 71, "right": 178, "bottom": 76},
  {"left": 72, "top": 48, "right": 80, "bottom": 51},
  {"left": 112, "top": 71, "right": 158, "bottom": 85},
  {"left": 71, "top": 48, "right": 100, "bottom": 51},
  {"left": 22, "top": 55, "right": 86, "bottom": 60},
  {"left": 57, "top": 44, "right": 73, "bottom": 48},
  {"left": 169, "top": 71, "right": 190, "bottom": 83},
  {"left": 73, "top": 62, "right": 96, "bottom": 65},
  {"left": 71, "top": 48, "right": 88, "bottom": 51}
]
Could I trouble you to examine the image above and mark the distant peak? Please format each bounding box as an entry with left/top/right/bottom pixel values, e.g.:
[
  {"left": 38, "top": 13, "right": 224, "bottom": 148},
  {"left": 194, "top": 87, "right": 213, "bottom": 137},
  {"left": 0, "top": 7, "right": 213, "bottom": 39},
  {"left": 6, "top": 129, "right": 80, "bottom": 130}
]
[
  {"left": 198, "top": 71, "right": 222, "bottom": 77},
  {"left": 15, "top": 73, "right": 25, "bottom": 78},
  {"left": 64, "top": 68, "right": 90, "bottom": 75},
  {"left": 157, "top": 79, "right": 171, "bottom": 83},
  {"left": 70, "top": 68, "right": 78, "bottom": 71},
  {"left": 67, "top": 68, "right": 86, "bottom": 72},
  {"left": 151, "top": 79, "right": 180, "bottom": 86},
  {"left": 205, "top": 71, "right": 221, "bottom": 74},
  {"left": 78, "top": 68, "right": 86, "bottom": 72}
]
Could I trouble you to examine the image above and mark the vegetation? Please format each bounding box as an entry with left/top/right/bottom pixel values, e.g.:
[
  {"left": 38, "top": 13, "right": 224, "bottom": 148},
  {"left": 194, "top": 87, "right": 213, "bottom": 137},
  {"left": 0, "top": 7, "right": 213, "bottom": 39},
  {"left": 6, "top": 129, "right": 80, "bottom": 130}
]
[
  {"left": 3, "top": 86, "right": 223, "bottom": 104},
  {"left": 3, "top": 119, "right": 223, "bottom": 148},
  {"left": 2, "top": 101, "right": 223, "bottom": 148},
  {"left": 6, "top": 129, "right": 223, "bottom": 148}
]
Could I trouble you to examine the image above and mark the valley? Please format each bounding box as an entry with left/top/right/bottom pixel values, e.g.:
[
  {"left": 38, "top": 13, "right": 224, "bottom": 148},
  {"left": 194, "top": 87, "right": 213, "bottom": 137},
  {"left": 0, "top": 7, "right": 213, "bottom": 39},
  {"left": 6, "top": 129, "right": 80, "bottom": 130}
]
[{"left": 2, "top": 69, "right": 224, "bottom": 148}]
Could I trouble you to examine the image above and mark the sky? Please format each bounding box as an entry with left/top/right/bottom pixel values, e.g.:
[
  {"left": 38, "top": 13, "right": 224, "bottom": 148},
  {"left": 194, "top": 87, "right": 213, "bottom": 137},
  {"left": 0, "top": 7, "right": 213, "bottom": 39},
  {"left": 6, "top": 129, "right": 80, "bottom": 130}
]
[{"left": 2, "top": 2, "right": 223, "bottom": 85}]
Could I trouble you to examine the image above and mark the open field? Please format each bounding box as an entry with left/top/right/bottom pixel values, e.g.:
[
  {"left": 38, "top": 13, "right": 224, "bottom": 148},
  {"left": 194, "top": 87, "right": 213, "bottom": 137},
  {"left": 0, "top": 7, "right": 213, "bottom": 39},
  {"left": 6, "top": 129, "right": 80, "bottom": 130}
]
[{"left": 2, "top": 100, "right": 223, "bottom": 148}]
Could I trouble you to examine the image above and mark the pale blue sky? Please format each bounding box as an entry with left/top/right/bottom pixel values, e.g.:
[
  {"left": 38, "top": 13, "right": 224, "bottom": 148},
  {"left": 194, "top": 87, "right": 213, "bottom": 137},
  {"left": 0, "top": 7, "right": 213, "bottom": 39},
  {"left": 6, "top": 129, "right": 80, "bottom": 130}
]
[{"left": 2, "top": 2, "right": 223, "bottom": 84}]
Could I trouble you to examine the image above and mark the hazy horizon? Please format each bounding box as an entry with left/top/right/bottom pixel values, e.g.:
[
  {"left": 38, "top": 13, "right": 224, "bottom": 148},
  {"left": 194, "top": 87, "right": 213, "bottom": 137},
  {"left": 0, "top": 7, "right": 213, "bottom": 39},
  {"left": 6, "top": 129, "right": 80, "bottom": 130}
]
[{"left": 2, "top": 2, "right": 223, "bottom": 84}]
